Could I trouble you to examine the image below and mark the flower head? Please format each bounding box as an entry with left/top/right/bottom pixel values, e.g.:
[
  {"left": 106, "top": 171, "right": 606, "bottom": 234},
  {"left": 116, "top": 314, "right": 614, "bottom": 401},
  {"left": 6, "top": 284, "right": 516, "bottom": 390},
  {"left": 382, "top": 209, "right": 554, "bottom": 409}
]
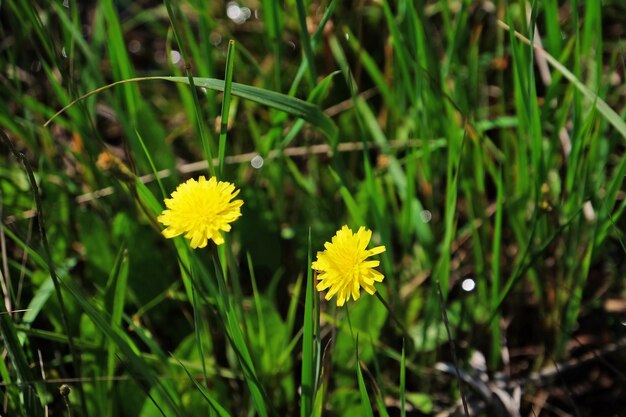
[
  {"left": 157, "top": 176, "right": 243, "bottom": 248},
  {"left": 311, "top": 225, "right": 386, "bottom": 306}
]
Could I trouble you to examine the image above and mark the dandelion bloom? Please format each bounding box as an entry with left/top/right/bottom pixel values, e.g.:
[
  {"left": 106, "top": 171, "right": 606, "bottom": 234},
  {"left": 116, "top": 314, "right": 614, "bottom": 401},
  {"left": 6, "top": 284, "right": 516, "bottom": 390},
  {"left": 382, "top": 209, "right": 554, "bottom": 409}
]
[
  {"left": 312, "top": 225, "right": 386, "bottom": 306},
  {"left": 157, "top": 176, "right": 243, "bottom": 248}
]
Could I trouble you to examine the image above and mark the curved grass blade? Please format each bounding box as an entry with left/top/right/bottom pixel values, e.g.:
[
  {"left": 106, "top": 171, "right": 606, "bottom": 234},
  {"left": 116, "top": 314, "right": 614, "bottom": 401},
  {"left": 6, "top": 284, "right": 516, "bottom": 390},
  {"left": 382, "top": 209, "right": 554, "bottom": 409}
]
[
  {"left": 44, "top": 76, "right": 338, "bottom": 141},
  {"left": 167, "top": 77, "right": 338, "bottom": 141}
]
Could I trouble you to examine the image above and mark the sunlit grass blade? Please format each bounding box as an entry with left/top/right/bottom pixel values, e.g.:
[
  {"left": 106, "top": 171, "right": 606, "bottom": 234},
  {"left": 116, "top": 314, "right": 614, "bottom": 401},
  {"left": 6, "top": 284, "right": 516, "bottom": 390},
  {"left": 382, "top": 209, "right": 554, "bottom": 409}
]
[
  {"left": 101, "top": 0, "right": 138, "bottom": 114},
  {"left": 44, "top": 76, "right": 338, "bottom": 140},
  {"left": 135, "top": 129, "right": 167, "bottom": 198},
  {"left": 489, "top": 169, "right": 504, "bottom": 368},
  {"left": 160, "top": 77, "right": 339, "bottom": 141},
  {"left": 261, "top": 0, "right": 282, "bottom": 90},
  {"left": 311, "top": 381, "right": 325, "bottom": 417},
  {"left": 328, "top": 167, "right": 366, "bottom": 227},
  {"left": 163, "top": 0, "right": 215, "bottom": 175},
  {"left": 247, "top": 253, "right": 268, "bottom": 368},
  {"left": 288, "top": 0, "right": 336, "bottom": 96},
  {"left": 284, "top": 272, "right": 303, "bottom": 351},
  {"left": 212, "top": 258, "right": 270, "bottom": 417},
  {"left": 282, "top": 71, "right": 340, "bottom": 149},
  {"left": 381, "top": 0, "right": 415, "bottom": 104},
  {"left": 295, "top": 0, "right": 316, "bottom": 88},
  {"left": 22, "top": 261, "right": 72, "bottom": 327},
  {"left": 218, "top": 40, "right": 236, "bottom": 176}
]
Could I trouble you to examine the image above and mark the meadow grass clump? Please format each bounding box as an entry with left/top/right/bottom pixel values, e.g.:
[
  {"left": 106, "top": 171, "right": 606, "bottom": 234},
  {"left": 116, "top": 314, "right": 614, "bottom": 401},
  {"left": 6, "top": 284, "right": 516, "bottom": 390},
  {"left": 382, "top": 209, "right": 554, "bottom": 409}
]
[{"left": 1, "top": 1, "right": 625, "bottom": 416}]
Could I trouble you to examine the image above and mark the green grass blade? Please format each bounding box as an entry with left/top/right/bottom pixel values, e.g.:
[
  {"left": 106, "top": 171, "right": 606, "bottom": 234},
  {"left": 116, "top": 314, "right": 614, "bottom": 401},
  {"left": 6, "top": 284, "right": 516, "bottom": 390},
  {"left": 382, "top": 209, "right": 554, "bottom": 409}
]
[
  {"left": 101, "top": 0, "right": 139, "bottom": 116},
  {"left": 45, "top": 76, "right": 338, "bottom": 141},
  {"left": 261, "top": 0, "right": 282, "bottom": 90},
  {"left": 433, "top": 129, "right": 465, "bottom": 298},
  {"left": 489, "top": 169, "right": 504, "bottom": 367},
  {"left": 172, "top": 356, "right": 232, "bottom": 417},
  {"left": 135, "top": 129, "right": 167, "bottom": 198},
  {"left": 285, "top": 273, "right": 303, "bottom": 353},
  {"left": 500, "top": 20, "right": 626, "bottom": 140},
  {"left": 400, "top": 339, "right": 406, "bottom": 417},
  {"left": 328, "top": 167, "right": 366, "bottom": 227},
  {"left": 104, "top": 245, "right": 129, "bottom": 416},
  {"left": 218, "top": 40, "right": 236, "bottom": 176},
  {"left": 190, "top": 283, "right": 211, "bottom": 404},
  {"left": 212, "top": 259, "right": 270, "bottom": 417},
  {"left": 295, "top": 0, "right": 316, "bottom": 88},
  {"left": 163, "top": 0, "right": 215, "bottom": 175},
  {"left": 375, "top": 396, "right": 391, "bottom": 417},
  {"left": 288, "top": 0, "right": 337, "bottom": 96},
  {"left": 61, "top": 278, "right": 185, "bottom": 417},
  {"left": 301, "top": 229, "right": 315, "bottom": 417},
  {"left": 355, "top": 336, "right": 374, "bottom": 417},
  {"left": 282, "top": 71, "right": 340, "bottom": 149},
  {"left": 247, "top": 253, "right": 267, "bottom": 368},
  {"left": 0, "top": 313, "right": 45, "bottom": 416},
  {"left": 4, "top": 138, "right": 89, "bottom": 416},
  {"left": 168, "top": 77, "right": 338, "bottom": 141},
  {"left": 381, "top": 0, "right": 415, "bottom": 104},
  {"left": 344, "top": 27, "right": 399, "bottom": 116}
]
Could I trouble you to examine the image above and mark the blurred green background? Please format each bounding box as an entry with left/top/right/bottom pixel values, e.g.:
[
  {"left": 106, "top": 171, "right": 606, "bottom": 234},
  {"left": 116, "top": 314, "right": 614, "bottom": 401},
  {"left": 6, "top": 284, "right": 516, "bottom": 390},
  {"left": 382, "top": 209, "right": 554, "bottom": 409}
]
[{"left": 1, "top": 0, "right": 626, "bottom": 416}]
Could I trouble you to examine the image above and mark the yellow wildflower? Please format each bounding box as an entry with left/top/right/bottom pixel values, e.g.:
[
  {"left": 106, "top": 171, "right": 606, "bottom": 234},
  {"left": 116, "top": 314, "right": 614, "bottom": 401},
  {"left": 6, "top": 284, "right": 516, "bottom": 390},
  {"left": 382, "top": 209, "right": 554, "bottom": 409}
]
[
  {"left": 312, "top": 225, "right": 386, "bottom": 306},
  {"left": 157, "top": 176, "right": 243, "bottom": 248}
]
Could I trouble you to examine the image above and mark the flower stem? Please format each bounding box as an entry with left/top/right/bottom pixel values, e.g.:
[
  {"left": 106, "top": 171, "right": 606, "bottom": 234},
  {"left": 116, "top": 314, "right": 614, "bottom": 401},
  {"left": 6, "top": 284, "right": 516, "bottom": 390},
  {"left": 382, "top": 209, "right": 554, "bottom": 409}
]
[{"left": 374, "top": 292, "right": 411, "bottom": 342}]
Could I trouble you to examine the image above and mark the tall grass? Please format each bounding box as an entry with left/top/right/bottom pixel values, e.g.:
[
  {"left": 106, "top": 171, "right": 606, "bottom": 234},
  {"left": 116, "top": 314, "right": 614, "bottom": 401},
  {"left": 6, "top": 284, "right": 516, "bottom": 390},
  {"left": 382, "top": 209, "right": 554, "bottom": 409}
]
[{"left": 1, "top": 1, "right": 625, "bottom": 416}]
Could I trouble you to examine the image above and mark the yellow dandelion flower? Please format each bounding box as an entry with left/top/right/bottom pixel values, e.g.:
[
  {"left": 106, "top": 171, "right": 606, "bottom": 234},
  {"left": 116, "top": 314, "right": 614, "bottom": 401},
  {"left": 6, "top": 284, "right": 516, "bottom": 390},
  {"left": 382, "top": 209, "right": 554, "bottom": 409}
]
[
  {"left": 157, "top": 176, "right": 243, "bottom": 248},
  {"left": 311, "top": 225, "right": 386, "bottom": 306}
]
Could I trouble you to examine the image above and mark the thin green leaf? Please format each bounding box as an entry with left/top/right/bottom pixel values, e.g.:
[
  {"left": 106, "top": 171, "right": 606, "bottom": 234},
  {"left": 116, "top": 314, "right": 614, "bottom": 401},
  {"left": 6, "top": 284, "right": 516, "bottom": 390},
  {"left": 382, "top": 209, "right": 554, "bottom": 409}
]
[
  {"left": 301, "top": 229, "right": 316, "bottom": 417},
  {"left": 218, "top": 40, "right": 236, "bottom": 176},
  {"left": 45, "top": 76, "right": 338, "bottom": 141},
  {"left": 172, "top": 356, "right": 232, "bottom": 417}
]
